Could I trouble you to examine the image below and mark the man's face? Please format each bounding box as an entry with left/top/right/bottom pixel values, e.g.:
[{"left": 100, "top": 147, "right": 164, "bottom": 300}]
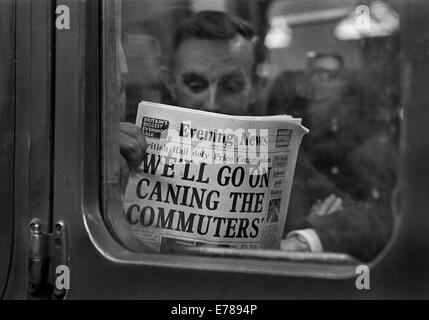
[
  {"left": 308, "top": 56, "right": 344, "bottom": 102},
  {"left": 170, "top": 36, "right": 255, "bottom": 115}
]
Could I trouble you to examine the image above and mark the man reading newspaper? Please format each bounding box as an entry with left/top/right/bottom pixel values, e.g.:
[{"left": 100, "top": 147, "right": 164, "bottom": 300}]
[{"left": 119, "top": 11, "right": 392, "bottom": 262}]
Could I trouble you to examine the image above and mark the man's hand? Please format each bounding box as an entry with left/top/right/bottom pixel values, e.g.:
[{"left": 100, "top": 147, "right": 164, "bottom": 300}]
[
  {"left": 280, "top": 235, "right": 311, "bottom": 252},
  {"left": 118, "top": 122, "right": 146, "bottom": 192},
  {"left": 309, "top": 194, "right": 343, "bottom": 218},
  {"left": 119, "top": 122, "right": 147, "bottom": 170}
]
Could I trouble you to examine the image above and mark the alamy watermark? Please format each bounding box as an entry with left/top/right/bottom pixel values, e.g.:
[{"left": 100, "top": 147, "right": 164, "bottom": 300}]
[{"left": 355, "top": 264, "right": 370, "bottom": 290}]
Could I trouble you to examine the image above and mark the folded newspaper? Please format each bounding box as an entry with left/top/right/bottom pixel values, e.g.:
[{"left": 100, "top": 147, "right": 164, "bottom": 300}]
[{"left": 121, "top": 101, "right": 308, "bottom": 253}]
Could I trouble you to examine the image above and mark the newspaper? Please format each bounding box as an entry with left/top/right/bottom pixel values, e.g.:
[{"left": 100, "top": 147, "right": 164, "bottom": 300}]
[{"left": 122, "top": 101, "right": 308, "bottom": 253}]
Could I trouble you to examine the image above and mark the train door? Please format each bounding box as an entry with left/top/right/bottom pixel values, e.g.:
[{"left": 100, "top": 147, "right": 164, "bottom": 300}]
[
  {"left": 2, "top": 0, "right": 57, "bottom": 299},
  {"left": 3, "top": 0, "right": 429, "bottom": 300},
  {"left": 0, "top": 0, "right": 15, "bottom": 298}
]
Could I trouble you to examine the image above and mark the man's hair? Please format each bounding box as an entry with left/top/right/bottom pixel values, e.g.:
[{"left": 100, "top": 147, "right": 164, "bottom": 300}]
[
  {"left": 173, "top": 11, "right": 256, "bottom": 50},
  {"left": 172, "top": 11, "right": 265, "bottom": 80},
  {"left": 308, "top": 53, "right": 344, "bottom": 70}
]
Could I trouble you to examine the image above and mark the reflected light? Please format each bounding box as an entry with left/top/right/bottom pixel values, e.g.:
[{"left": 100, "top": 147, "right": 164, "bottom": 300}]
[
  {"left": 265, "top": 16, "right": 292, "bottom": 49},
  {"left": 335, "top": 1, "right": 399, "bottom": 40}
]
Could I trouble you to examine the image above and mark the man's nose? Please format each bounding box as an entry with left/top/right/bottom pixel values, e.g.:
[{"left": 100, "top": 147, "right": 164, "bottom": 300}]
[{"left": 201, "top": 85, "right": 221, "bottom": 112}]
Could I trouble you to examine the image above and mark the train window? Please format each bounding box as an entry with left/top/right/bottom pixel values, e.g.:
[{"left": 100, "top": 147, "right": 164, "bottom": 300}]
[{"left": 99, "top": 0, "right": 402, "bottom": 276}]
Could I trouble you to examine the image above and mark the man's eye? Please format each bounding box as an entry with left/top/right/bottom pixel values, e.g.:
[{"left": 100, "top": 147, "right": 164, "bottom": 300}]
[
  {"left": 220, "top": 81, "right": 245, "bottom": 94},
  {"left": 186, "top": 81, "right": 207, "bottom": 93},
  {"left": 182, "top": 74, "right": 209, "bottom": 93}
]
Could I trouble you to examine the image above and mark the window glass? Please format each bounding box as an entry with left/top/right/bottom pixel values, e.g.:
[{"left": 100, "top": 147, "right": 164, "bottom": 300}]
[{"left": 104, "top": 0, "right": 402, "bottom": 265}]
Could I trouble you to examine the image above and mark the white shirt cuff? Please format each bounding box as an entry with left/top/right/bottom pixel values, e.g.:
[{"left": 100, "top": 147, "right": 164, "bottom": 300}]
[{"left": 286, "top": 228, "right": 323, "bottom": 252}]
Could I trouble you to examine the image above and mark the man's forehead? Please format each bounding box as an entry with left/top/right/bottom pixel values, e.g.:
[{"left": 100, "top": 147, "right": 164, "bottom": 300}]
[
  {"left": 173, "top": 36, "right": 255, "bottom": 75},
  {"left": 312, "top": 56, "right": 341, "bottom": 71}
]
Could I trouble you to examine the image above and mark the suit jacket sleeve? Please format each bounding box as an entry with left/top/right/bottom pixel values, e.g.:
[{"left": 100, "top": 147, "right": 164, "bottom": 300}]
[{"left": 286, "top": 151, "right": 394, "bottom": 262}]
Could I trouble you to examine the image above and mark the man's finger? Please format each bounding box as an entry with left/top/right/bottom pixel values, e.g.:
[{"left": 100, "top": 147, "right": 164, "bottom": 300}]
[
  {"left": 314, "top": 194, "right": 337, "bottom": 216},
  {"left": 118, "top": 131, "right": 144, "bottom": 169},
  {"left": 309, "top": 199, "right": 322, "bottom": 216},
  {"left": 119, "top": 155, "right": 130, "bottom": 194},
  {"left": 120, "top": 122, "right": 147, "bottom": 156},
  {"left": 325, "top": 197, "right": 343, "bottom": 215}
]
